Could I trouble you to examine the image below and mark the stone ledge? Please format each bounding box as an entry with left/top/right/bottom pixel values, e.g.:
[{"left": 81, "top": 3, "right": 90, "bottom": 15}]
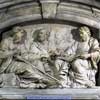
[{"left": 0, "top": 88, "right": 100, "bottom": 99}]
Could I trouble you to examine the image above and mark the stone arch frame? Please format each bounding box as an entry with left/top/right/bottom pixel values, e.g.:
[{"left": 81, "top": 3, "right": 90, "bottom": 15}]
[{"left": 0, "top": 0, "right": 100, "bottom": 30}]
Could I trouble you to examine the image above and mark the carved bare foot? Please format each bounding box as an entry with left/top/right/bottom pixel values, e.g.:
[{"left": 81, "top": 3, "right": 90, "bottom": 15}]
[
  {"left": 19, "top": 82, "right": 37, "bottom": 89},
  {"left": 19, "top": 82, "right": 47, "bottom": 89},
  {"left": 35, "top": 83, "right": 47, "bottom": 89}
]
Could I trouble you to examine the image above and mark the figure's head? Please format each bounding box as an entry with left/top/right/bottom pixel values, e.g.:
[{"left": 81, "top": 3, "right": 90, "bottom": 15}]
[
  {"left": 12, "top": 26, "right": 27, "bottom": 43},
  {"left": 79, "top": 26, "right": 91, "bottom": 41},
  {"left": 33, "top": 28, "right": 49, "bottom": 42}
]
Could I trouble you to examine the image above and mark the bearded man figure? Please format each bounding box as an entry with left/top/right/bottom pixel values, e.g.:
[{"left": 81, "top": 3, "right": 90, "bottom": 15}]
[{"left": 0, "top": 26, "right": 47, "bottom": 88}]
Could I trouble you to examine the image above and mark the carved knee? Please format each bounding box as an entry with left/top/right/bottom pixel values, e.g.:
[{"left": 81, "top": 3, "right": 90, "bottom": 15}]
[{"left": 72, "top": 59, "right": 83, "bottom": 72}]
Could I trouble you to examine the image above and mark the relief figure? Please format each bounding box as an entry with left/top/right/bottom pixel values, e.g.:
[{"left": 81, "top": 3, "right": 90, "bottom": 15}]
[{"left": 58, "top": 26, "right": 100, "bottom": 88}]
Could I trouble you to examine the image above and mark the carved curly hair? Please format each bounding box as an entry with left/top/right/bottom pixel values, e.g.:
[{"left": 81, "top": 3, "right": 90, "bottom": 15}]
[{"left": 79, "top": 26, "right": 91, "bottom": 36}]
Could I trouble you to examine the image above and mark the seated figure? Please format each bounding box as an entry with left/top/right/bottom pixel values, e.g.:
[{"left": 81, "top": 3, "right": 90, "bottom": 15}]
[
  {"left": 0, "top": 26, "right": 49, "bottom": 88},
  {"left": 60, "top": 26, "right": 100, "bottom": 88}
]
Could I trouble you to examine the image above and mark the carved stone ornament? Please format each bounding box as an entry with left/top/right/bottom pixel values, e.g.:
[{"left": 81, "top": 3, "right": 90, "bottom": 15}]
[{"left": 0, "top": 0, "right": 100, "bottom": 99}]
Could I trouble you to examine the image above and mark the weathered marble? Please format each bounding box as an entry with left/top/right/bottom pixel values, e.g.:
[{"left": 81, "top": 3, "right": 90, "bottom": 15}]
[{"left": 0, "top": 0, "right": 100, "bottom": 99}]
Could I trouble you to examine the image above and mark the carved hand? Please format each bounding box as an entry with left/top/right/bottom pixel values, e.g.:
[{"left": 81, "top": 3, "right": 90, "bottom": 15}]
[{"left": 79, "top": 53, "right": 90, "bottom": 59}]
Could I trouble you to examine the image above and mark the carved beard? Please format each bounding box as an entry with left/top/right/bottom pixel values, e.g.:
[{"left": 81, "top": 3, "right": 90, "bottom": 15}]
[
  {"left": 80, "top": 35, "right": 89, "bottom": 42},
  {"left": 38, "top": 36, "right": 48, "bottom": 42},
  {"left": 37, "top": 38, "right": 44, "bottom": 42},
  {"left": 13, "top": 35, "right": 26, "bottom": 44},
  {"left": 81, "top": 37, "right": 87, "bottom": 42}
]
